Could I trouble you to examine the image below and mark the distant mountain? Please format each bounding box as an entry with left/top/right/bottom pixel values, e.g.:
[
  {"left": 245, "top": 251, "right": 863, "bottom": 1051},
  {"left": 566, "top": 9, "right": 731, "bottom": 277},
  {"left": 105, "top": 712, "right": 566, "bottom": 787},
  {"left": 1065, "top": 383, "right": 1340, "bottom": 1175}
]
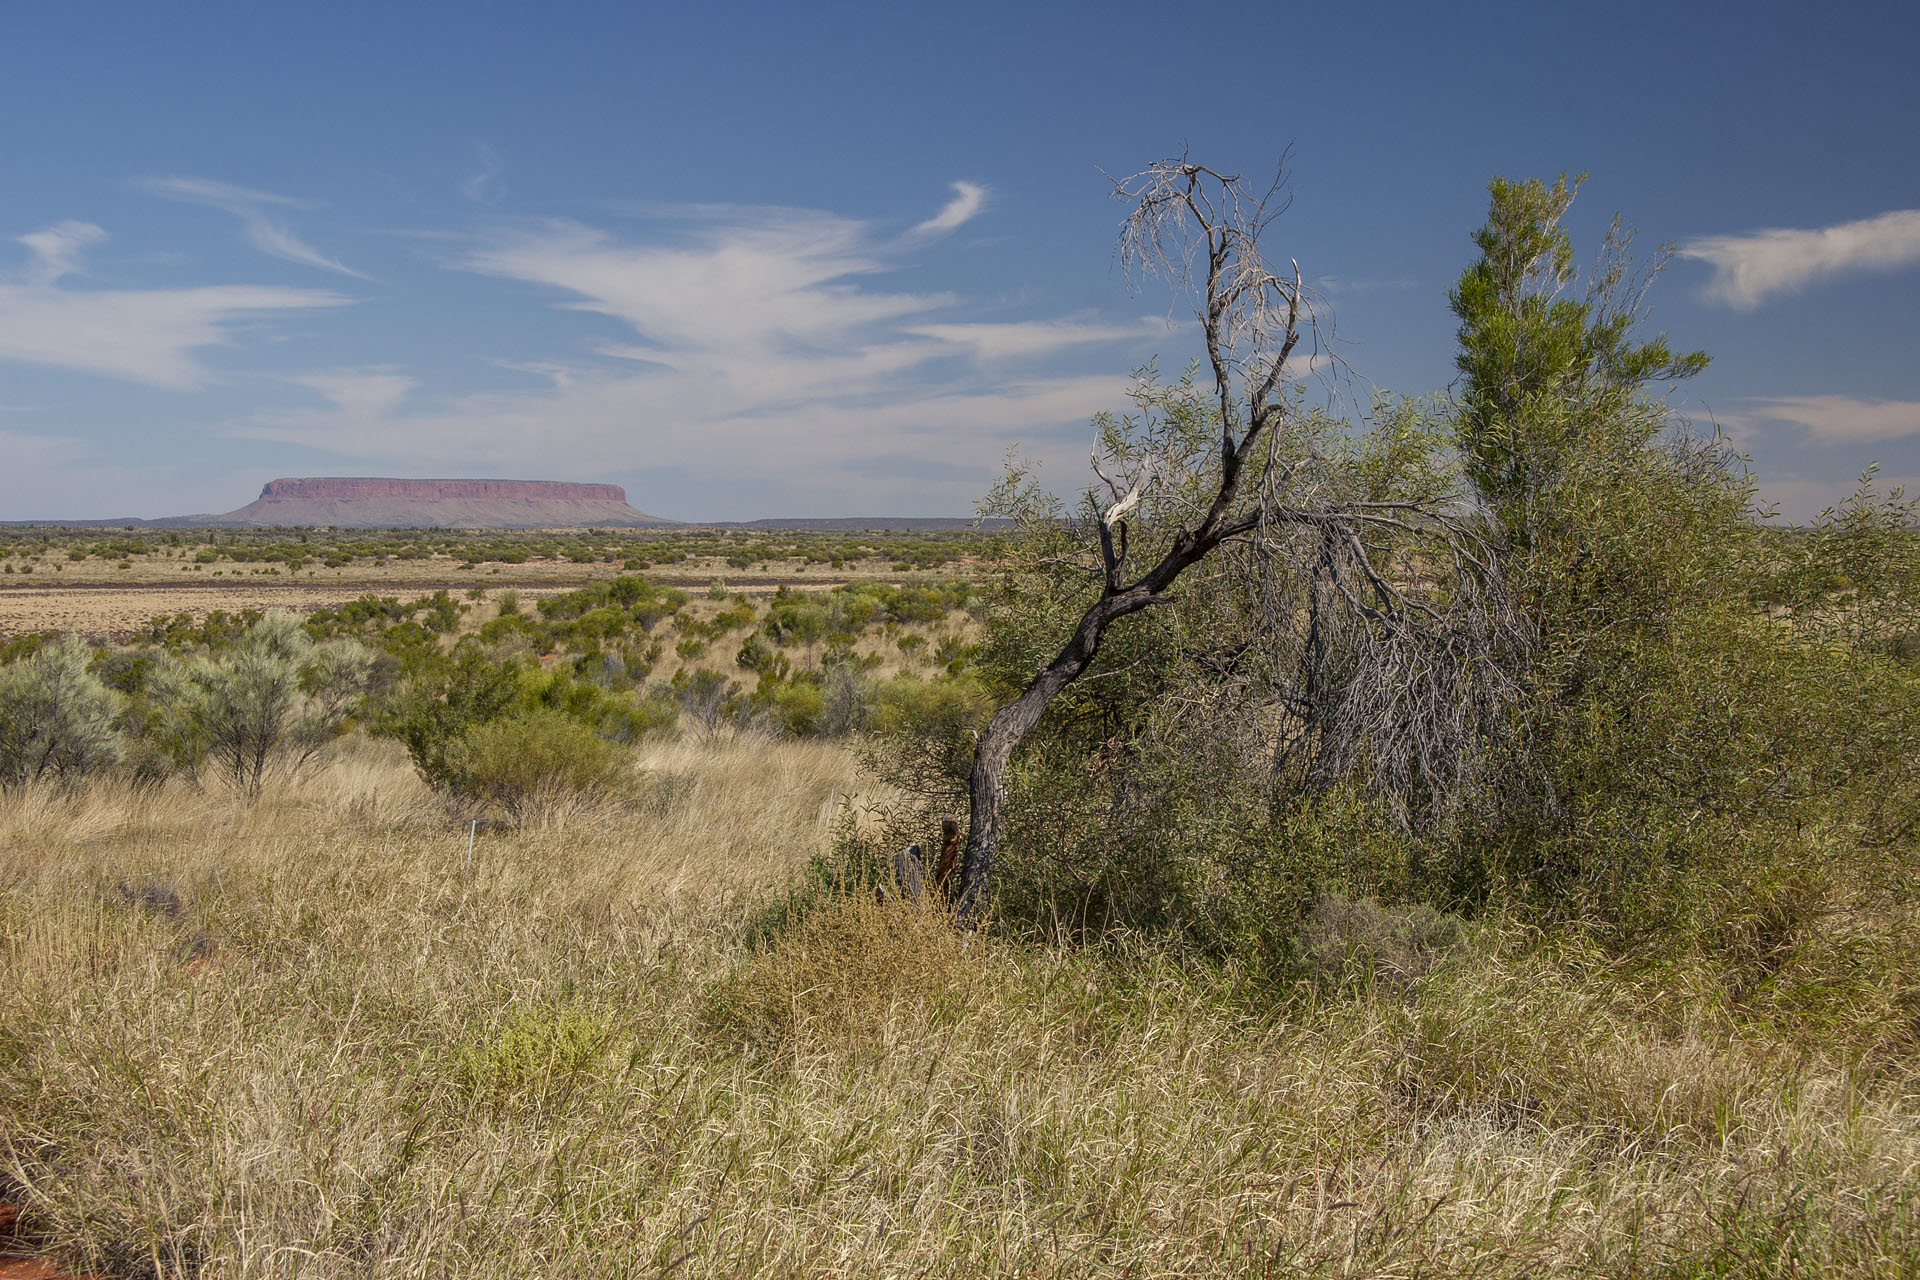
[
  {"left": 179, "top": 477, "right": 676, "bottom": 528},
  {"left": 0, "top": 479, "right": 1004, "bottom": 530}
]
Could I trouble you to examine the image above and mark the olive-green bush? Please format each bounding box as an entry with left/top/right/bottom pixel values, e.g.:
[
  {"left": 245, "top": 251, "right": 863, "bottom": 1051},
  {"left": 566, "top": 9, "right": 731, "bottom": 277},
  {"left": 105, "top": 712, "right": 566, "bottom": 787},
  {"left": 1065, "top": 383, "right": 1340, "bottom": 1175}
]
[
  {"left": 442, "top": 708, "right": 630, "bottom": 824},
  {"left": 859, "top": 175, "right": 1920, "bottom": 983},
  {"left": 0, "top": 635, "right": 124, "bottom": 785}
]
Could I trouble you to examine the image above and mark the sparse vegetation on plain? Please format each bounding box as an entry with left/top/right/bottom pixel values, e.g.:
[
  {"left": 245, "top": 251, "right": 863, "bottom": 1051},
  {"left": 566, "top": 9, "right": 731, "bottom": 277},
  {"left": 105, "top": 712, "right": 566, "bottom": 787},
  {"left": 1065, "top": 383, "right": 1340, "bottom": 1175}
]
[
  {"left": 0, "top": 527, "right": 1001, "bottom": 641},
  {"left": 3, "top": 166, "right": 1919, "bottom": 1277}
]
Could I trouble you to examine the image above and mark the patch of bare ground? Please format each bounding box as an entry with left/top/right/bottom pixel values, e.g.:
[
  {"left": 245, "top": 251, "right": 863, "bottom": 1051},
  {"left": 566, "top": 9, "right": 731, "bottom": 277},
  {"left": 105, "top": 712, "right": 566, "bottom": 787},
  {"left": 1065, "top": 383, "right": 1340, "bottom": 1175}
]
[{"left": 0, "top": 1199, "right": 96, "bottom": 1280}]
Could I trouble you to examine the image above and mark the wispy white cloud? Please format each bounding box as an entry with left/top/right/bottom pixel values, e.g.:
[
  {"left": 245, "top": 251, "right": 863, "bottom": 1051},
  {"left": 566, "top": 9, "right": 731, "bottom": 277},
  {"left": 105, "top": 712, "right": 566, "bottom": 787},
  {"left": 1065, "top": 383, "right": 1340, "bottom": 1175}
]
[
  {"left": 1313, "top": 273, "right": 1418, "bottom": 296},
  {"left": 1283, "top": 351, "right": 1334, "bottom": 379},
  {"left": 238, "top": 200, "right": 1162, "bottom": 514},
  {"left": 1680, "top": 209, "right": 1920, "bottom": 309},
  {"left": 1725, "top": 394, "right": 1920, "bottom": 445},
  {"left": 291, "top": 367, "right": 416, "bottom": 419},
  {"left": 139, "top": 176, "right": 369, "bottom": 278},
  {"left": 0, "top": 222, "right": 350, "bottom": 388},
  {"left": 908, "top": 318, "right": 1167, "bottom": 362},
  {"left": 463, "top": 143, "right": 507, "bottom": 206},
  {"left": 17, "top": 221, "right": 107, "bottom": 284},
  {"left": 910, "top": 181, "right": 989, "bottom": 238},
  {"left": 459, "top": 210, "right": 945, "bottom": 358}
]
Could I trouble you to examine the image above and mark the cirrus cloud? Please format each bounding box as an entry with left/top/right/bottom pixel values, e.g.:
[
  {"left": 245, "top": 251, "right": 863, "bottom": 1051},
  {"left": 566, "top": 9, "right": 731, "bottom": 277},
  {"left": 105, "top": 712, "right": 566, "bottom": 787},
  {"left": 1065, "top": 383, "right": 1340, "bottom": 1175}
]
[
  {"left": 909, "top": 180, "right": 989, "bottom": 239},
  {"left": 1680, "top": 209, "right": 1920, "bottom": 309},
  {"left": 1728, "top": 394, "right": 1920, "bottom": 445},
  {"left": 1, "top": 222, "right": 349, "bottom": 388},
  {"left": 238, "top": 192, "right": 1166, "bottom": 516},
  {"left": 139, "top": 176, "right": 369, "bottom": 279},
  {"left": 17, "top": 221, "right": 108, "bottom": 284}
]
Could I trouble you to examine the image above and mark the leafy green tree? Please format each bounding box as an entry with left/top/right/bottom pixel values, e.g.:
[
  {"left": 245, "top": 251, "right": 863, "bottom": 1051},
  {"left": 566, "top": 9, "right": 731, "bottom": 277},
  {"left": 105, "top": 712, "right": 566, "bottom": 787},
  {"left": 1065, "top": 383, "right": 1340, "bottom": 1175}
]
[
  {"left": 1450, "top": 173, "right": 1708, "bottom": 548},
  {"left": 1446, "top": 176, "right": 1920, "bottom": 926}
]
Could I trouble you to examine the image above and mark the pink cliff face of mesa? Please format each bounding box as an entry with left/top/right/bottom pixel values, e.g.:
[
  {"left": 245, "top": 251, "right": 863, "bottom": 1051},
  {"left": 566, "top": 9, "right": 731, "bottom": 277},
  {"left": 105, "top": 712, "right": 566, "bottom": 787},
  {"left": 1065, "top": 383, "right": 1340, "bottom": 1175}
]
[
  {"left": 204, "top": 477, "right": 671, "bottom": 527},
  {"left": 256, "top": 478, "right": 629, "bottom": 503}
]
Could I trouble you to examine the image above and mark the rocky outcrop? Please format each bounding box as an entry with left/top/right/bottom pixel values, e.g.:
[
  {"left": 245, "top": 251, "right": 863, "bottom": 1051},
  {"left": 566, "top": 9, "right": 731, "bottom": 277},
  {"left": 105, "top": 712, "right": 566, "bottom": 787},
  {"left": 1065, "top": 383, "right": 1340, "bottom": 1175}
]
[{"left": 208, "top": 477, "right": 674, "bottom": 528}]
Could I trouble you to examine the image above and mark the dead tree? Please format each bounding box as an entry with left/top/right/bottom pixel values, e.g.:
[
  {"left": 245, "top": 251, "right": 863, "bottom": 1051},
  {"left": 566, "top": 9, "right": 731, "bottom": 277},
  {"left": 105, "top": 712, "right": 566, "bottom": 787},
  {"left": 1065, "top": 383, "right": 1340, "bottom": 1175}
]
[{"left": 952, "top": 158, "right": 1527, "bottom": 925}]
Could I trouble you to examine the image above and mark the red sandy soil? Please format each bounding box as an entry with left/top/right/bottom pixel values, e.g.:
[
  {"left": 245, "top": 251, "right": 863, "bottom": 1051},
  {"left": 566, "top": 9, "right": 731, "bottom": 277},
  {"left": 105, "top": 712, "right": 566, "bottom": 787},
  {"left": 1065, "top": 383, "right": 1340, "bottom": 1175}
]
[{"left": 0, "top": 1200, "right": 95, "bottom": 1280}]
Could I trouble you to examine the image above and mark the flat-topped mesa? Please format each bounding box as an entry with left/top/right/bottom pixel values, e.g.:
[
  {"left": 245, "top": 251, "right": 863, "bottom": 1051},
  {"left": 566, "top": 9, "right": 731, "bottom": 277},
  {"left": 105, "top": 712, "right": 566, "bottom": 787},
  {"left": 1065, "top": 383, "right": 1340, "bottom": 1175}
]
[
  {"left": 208, "top": 476, "right": 673, "bottom": 528},
  {"left": 257, "top": 477, "right": 628, "bottom": 504}
]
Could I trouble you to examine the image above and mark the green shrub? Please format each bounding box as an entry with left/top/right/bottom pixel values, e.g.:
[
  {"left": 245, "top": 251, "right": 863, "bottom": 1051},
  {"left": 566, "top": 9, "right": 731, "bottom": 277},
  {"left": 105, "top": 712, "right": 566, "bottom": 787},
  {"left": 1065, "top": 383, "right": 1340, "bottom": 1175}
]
[
  {"left": 175, "top": 613, "right": 374, "bottom": 795},
  {"left": 869, "top": 674, "right": 995, "bottom": 803},
  {"left": 818, "top": 659, "right": 874, "bottom": 736},
  {"left": 735, "top": 632, "right": 777, "bottom": 673},
  {"left": 454, "top": 1003, "right": 614, "bottom": 1110},
  {"left": 765, "top": 599, "right": 829, "bottom": 645},
  {"left": 0, "top": 635, "right": 125, "bottom": 785},
  {"left": 395, "top": 644, "right": 523, "bottom": 794},
  {"left": 517, "top": 666, "right": 676, "bottom": 743},
  {"left": 444, "top": 709, "right": 629, "bottom": 823},
  {"left": 754, "top": 677, "right": 823, "bottom": 737}
]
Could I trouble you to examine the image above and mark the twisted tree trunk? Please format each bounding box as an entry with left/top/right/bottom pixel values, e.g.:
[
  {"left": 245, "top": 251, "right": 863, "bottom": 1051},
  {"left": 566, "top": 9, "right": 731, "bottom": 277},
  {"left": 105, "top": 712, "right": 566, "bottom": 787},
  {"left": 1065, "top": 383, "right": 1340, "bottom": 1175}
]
[
  {"left": 950, "top": 157, "right": 1301, "bottom": 926},
  {"left": 954, "top": 587, "right": 1163, "bottom": 922},
  {"left": 950, "top": 157, "right": 1526, "bottom": 927}
]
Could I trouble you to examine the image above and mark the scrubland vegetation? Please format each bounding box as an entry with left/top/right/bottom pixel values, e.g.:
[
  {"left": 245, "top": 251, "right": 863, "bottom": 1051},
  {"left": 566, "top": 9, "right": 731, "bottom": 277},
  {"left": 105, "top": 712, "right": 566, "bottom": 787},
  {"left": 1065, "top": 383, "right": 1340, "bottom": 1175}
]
[
  {"left": 3, "top": 167, "right": 1919, "bottom": 1276},
  {"left": 0, "top": 525, "right": 1001, "bottom": 580},
  {"left": 2, "top": 734, "right": 1915, "bottom": 1277}
]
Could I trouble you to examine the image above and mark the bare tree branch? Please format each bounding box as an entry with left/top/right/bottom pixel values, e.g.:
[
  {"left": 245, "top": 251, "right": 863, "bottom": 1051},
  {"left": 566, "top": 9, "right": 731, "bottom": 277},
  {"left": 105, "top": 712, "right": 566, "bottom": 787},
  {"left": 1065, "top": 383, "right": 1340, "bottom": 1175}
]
[{"left": 954, "top": 157, "right": 1529, "bottom": 924}]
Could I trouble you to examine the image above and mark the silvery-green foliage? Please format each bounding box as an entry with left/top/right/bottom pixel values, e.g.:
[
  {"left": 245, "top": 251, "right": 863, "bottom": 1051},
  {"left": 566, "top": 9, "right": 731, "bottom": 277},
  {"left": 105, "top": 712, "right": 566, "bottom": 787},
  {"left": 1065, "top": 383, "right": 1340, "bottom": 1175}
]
[
  {"left": 134, "top": 651, "right": 211, "bottom": 778},
  {"left": 187, "top": 611, "right": 374, "bottom": 794},
  {"left": 819, "top": 658, "right": 875, "bottom": 737},
  {"left": 0, "top": 635, "right": 126, "bottom": 785}
]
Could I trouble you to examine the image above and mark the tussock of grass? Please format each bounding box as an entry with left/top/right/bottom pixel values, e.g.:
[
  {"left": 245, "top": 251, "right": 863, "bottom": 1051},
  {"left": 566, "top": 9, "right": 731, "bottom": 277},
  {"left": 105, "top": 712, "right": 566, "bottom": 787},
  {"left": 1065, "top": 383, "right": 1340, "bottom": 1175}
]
[
  {"left": 704, "top": 894, "right": 990, "bottom": 1057},
  {"left": 1, "top": 737, "right": 1915, "bottom": 1276}
]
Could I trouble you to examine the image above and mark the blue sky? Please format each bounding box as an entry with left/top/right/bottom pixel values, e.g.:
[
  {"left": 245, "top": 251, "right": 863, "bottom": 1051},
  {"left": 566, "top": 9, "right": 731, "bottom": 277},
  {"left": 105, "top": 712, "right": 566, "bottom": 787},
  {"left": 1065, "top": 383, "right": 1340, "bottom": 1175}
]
[{"left": 2, "top": 0, "right": 1916, "bottom": 521}]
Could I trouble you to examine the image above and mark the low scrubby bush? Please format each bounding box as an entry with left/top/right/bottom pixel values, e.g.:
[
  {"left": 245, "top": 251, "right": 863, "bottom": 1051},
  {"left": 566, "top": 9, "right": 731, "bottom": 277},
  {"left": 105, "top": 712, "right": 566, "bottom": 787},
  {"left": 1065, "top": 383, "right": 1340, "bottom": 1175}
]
[
  {"left": 178, "top": 612, "right": 374, "bottom": 795},
  {"left": 454, "top": 1002, "right": 615, "bottom": 1110},
  {"left": 442, "top": 708, "right": 630, "bottom": 823},
  {"left": 0, "top": 635, "right": 124, "bottom": 785}
]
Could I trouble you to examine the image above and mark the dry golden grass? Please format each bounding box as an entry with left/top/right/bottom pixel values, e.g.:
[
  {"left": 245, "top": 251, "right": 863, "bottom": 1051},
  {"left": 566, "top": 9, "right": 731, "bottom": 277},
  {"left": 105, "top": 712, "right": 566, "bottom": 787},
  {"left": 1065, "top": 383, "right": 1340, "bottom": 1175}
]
[{"left": 2, "top": 736, "right": 1916, "bottom": 1277}]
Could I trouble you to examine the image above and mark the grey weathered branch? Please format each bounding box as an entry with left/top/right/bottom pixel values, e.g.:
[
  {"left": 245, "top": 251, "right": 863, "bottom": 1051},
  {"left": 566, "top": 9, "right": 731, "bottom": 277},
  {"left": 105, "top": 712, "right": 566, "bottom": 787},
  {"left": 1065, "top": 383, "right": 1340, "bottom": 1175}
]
[{"left": 953, "top": 157, "right": 1527, "bottom": 924}]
